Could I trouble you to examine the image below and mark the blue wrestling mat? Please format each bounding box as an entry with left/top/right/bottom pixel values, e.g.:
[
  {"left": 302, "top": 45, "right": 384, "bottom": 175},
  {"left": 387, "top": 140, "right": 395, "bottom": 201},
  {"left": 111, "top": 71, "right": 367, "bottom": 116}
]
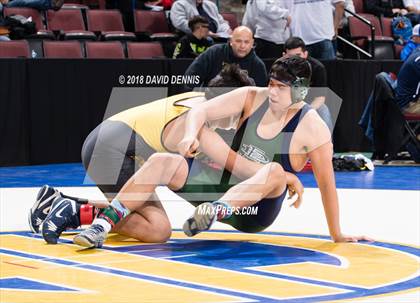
[{"left": 0, "top": 163, "right": 419, "bottom": 190}]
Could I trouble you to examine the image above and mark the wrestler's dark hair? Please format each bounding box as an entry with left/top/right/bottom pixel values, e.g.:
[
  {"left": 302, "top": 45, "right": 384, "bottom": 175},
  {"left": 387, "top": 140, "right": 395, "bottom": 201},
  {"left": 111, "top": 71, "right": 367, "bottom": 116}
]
[
  {"left": 269, "top": 56, "right": 312, "bottom": 103},
  {"left": 269, "top": 56, "right": 311, "bottom": 86},
  {"left": 205, "top": 63, "right": 255, "bottom": 100}
]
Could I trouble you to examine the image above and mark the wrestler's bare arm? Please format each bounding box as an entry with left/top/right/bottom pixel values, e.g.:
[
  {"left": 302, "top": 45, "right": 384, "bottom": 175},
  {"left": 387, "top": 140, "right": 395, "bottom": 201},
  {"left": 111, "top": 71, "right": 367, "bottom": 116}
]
[
  {"left": 198, "top": 126, "right": 261, "bottom": 179},
  {"left": 179, "top": 87, "right": 262, "bottom": 157},
  {"left": 308, "top": 142, "right": 342, "bottom": 241},
  {"left": 302, "top": 110, "right": 372, "bottom": 242}
]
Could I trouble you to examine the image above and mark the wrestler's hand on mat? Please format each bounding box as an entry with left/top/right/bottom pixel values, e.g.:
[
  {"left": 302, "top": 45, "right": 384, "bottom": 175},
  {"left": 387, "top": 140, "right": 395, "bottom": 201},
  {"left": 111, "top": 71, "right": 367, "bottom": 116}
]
[
  {"left": 333, "top": 234, "right": 374, "bottom": 243},
  {"left": 286, "top": 173, "right": 303, "bottom": 208},
  {"left": 178, "top": 137, "right": 199, "bottom": 158}
]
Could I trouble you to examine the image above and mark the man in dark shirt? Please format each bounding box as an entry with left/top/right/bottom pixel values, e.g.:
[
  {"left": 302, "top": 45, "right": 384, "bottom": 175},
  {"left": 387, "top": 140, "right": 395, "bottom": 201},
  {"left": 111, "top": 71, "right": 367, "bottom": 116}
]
[
  {"left": 396, "top": 47, "right": 420, "bottom": 113},
  {"left": 173, "top": 16, "right": 213, "bottom": 59},
  {"left": 283, "top": 37, "right": 327, "bottom": 88},
  {"left": 283, "top": 36, "right": 333, "bottom": 131},
  {"left": 184, "top": 26, "right": 267, "bottom": 88}
]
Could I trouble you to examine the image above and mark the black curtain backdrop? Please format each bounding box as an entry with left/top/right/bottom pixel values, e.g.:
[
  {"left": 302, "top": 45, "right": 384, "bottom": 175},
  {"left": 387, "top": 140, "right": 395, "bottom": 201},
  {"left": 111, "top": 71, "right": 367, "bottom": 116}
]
[
  {"left": 325, "top": 60, "right": 402, "bottom": 154},
  {"left": 0, "top": 59, "right": 29, "bottom": 166},
  {"left": 26, "top": 59, "right": 166, "bottom": 164},
  {"left": 0, "top": 59, "right": 403, "bottom": 166}
]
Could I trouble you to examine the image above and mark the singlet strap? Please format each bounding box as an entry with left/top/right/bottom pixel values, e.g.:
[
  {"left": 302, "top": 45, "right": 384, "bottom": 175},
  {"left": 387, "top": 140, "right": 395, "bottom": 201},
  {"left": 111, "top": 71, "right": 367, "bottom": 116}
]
[{"left": 283, "top": 104, "right": 311, "bottom": 133}]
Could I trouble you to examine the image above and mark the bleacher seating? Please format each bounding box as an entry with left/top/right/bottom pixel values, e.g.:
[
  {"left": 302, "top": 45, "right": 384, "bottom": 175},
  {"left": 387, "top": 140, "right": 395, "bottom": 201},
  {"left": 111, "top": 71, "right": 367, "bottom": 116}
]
[
  {"left": 0, "top": 1, "right": 406, "bottom": 60},
  {"left": 86, "top": 10, "right": 135, "bottom": 41},
  {"left": 134, "top": 10, "right": 176, "bottom": 41},
  {"left": 348, "top": 13, "right": 395, "bottom": 59},
  {"left": 85, "top": 41, "right": 125, "bottom": 58},
  {"left": 127, "top": 42, "right": 165, "bottom": 59},
  {"left": 0, "top": 40, "right": 31, "bottom": 58},
  {"left": 380, "top": 17, "right": 404, "bottom": 59},
  {"left": 43, "top": 40, "right": 83, "bottom": 58},
  {"left": 3, "top": 7, "right": 54, "bottom": 39},
  {"left": 46, "top": 9, "right": 96, "bottom": 40},
  {"left": 63, "top": 0, "right": 105, "bottom": 9}
]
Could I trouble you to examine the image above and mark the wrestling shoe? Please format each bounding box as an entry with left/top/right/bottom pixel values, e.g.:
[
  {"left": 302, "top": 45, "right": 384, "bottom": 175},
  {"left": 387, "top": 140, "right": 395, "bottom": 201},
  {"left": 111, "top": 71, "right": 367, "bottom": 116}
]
[
  {"left": 42, "top": 197, "right": 80, "bottom": 244},
  {"left": 73, "top": 224, "right": 107, "bottom": 248},
  {"left": 183, "top": 202, "right": 217, "bottom": 237},
  {"left": 28, "top": 185, "right": 61, "bottom": 233}
]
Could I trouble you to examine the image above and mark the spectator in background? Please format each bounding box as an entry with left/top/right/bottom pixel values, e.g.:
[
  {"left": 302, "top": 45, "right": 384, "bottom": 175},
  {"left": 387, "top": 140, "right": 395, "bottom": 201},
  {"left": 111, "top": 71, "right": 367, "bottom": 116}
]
[
  {"left": 170, "top": 0, "right": 232, "bottom": 38},
  {"left": 6, "top": 0, "right": 63, "bottom": 10},
  {"left": 404, "top": 0, "right": 420, "bottom": 25},
  {"left": 283, "top": 37, "right": 333, "bottom": 132},
  {"left": 291, "top": 0, "right": 345, "bottom": 60},
  {"left": 404, "top": 0, "right": 420, "bottom": 13},
  {"left": 401, "top": 24, "right": 420, "bottom": 60},
  {"left": 184, "top": 26, "right": 267, "bottom": 88},
  {"left": 173, "top": 16, "right": 213, "bottom": 59},
  {"left": 242, "top": 0, "right": 292, "bottom": 59},
  {"left": 366, "top": 0, "right": 420, "bottom": 25},
  {"left": 359, "top": 48, "right": 419, "bottom": 161},
  {"left": 283, "top": 37, "right": 327, "bottom": 90},
  {"left": 395, "top": 47, "right": 420, "bottom": 114}
]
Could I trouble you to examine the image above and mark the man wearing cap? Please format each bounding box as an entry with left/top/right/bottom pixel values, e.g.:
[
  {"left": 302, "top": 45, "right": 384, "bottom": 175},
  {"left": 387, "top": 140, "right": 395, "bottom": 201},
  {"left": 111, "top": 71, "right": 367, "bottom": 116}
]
[{"left": 401, "top": 24, "right": 420, "bottom": 61}]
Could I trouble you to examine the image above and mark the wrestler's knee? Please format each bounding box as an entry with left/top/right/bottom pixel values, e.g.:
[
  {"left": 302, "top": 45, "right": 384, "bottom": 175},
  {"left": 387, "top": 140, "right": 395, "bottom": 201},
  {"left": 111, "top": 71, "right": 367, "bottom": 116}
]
[
  {"left": 145, "top": 219, "right": 172, "bottom": 243},
  {"left": 148, "top": 154, "right": 189, "bottom": 190},
  {"left": 266, "top": 162, "right": 286, "bottom": 183}
]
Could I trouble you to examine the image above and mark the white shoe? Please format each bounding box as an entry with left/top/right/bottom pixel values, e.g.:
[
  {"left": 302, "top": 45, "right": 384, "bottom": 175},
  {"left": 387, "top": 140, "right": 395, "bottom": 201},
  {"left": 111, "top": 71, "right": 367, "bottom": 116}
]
[
  {"left": 73, "top": 224, "right": 107, "bottom": 248},
  {"left": 183, "top": 202, "right": 217, "bottom": 237}
]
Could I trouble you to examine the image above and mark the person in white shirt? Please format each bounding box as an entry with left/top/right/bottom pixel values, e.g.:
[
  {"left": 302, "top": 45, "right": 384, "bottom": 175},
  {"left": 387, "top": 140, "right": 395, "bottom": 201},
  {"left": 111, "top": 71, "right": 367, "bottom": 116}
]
[
  {"left": 403, "top": 0, "right": 420, "bottom": 25},
  {"left": 242, "top": 0, "right": 293, "bottom": 58},
  {"left": 291, "top": 0, "right": 345, "bottom": 60},
  {"left": 404, "top": 0, "right": 420, "bottom": 12},
  {"left": 170, "top": 0, "right": 232, "bottom": 38}
]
